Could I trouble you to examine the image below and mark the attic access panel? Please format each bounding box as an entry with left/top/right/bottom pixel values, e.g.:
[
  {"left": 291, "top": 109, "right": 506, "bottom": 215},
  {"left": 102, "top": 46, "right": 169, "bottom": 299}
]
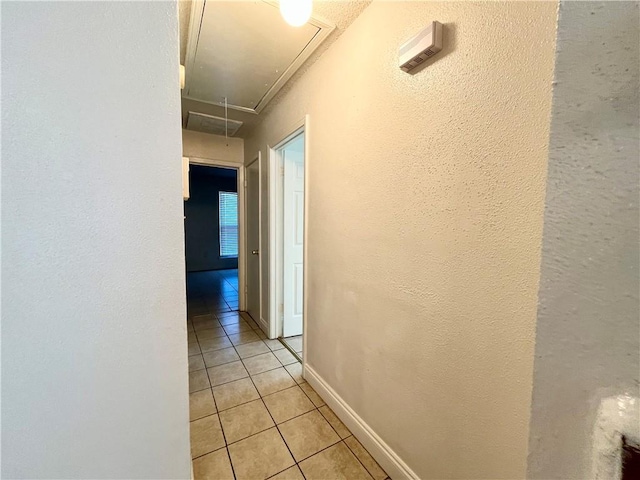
[
  {"left": 183, "top": 1, "right": 334, "bottom": 114},
  {"left": 187, "top": 111, "right": 243, "bottom": 136}
]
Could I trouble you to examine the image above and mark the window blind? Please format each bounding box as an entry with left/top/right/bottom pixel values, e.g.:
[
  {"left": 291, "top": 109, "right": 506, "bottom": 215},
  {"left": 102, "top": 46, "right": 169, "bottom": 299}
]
[{"left": 219, "top": 191, "right": 238, "bottom": 258}]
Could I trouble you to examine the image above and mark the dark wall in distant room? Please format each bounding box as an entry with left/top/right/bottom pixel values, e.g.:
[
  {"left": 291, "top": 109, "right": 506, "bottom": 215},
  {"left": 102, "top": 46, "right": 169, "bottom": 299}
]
[{"left": 184, "top": 165, "right": 238, "bottom": 272}]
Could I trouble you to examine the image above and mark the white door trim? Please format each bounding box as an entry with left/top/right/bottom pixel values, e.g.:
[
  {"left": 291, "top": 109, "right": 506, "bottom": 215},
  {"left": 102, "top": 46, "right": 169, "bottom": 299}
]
[
  {"left": 267, "top": 116, "right": 309, "bottom": 344},
  {"left": 187, "top": 157, "right": 246, "bottom": 312},
  {"left": 302, "top": 115, "right": 310, "bottom": 370}
]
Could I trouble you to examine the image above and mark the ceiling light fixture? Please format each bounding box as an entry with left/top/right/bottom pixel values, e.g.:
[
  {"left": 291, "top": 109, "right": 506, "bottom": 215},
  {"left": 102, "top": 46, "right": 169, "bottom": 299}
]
[{"left": 280, "top": 0, "right": 312, "bottom": 27}]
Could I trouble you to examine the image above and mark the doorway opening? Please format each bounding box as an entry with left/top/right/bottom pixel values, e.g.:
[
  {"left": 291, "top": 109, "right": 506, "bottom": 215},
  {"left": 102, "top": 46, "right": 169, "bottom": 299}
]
[
  {"left": 270, "top": 128, "right": 306, "bottom": 360},
  {"left": 184, "top": 164, "right": 241, "bottom": 315}
]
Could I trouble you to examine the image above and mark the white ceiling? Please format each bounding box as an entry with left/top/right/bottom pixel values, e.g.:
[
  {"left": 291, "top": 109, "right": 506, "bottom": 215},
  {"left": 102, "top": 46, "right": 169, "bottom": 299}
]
[
  {"left": 186, "top": 1, "right": 320, "bottom": 110},
  {"left": 179, "top": 0, "right": 371, "bottom": 138}
]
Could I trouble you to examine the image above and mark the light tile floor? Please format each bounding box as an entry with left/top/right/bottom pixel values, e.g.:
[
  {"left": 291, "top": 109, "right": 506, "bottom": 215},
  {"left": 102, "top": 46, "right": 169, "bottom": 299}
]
[
  {"left": 187, "top": 269, "right": 239, "bottom": 313},
  {"left": 188, "top": 311, "right": 390, "bottom": 480},
  {"left": 281, "top": 334, "right": 303, "bottom": 360}
]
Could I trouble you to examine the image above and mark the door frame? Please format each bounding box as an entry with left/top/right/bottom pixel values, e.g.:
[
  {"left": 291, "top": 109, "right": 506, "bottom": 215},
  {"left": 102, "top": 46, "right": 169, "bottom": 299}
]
[
  {"left": 243, "top": 153, "right": 264, "bottom": 331},
  {"left": 187, "top": 157, "right": 246, "bottom": 312},
  {"left": 267, "top": 116, "right": 309, "bottom": 363}
]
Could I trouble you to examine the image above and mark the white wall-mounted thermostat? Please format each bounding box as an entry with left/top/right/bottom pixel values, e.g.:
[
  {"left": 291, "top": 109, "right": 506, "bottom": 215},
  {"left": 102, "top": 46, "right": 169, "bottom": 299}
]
[{"left": 399, "top": 21, "right": 443, "bottom": 73}]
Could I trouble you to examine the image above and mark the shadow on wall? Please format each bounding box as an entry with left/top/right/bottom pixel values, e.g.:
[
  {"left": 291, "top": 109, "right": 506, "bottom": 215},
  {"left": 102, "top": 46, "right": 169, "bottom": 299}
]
[{"left": 184, "top": 165, "right": 238, "bottom": 272}]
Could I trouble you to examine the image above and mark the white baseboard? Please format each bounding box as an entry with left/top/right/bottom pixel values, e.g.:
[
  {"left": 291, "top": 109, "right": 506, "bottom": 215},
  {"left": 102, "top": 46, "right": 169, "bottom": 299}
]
[
  {"left": 304, "top": 365, "right": 420, "bottom": 480},
  {"left": 259, "top": 316, "right": 270, "bottom": 336},
  {"left": 240, "top": 311, "right": 270, "bottom": 337}
]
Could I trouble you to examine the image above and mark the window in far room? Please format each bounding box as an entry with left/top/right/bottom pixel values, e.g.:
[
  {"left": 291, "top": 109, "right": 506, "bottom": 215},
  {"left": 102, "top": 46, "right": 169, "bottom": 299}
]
[{"left": 219, "top": 191, "right": 238, "bottom": 258}]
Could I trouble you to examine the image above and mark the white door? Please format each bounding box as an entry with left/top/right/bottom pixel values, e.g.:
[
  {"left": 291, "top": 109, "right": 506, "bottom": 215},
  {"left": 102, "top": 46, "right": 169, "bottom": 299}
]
[
  {"left": 246, "top": 158, "right": 261, "bottom": 322},
  {"left": 282, "top": 142, "right": 304, "bottom": 337}
]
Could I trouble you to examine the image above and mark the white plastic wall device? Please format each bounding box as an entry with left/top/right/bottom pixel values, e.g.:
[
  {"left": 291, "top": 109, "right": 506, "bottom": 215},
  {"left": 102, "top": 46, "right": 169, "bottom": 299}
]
[{"left": 399, "top": 21, "right": 443, "bottom": 73}]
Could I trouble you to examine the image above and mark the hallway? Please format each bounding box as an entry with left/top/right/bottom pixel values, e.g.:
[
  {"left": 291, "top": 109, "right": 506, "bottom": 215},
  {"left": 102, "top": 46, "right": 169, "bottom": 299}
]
[{"left": 188, "top": 309, "right": 389, "bottom": 480}]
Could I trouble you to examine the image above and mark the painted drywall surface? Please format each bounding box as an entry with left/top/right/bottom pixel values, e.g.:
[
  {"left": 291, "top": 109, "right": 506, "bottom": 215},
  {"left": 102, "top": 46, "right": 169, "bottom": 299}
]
[
  {"left": 185, "top": 166, "right": 239, "bottom": 272},
  {"left": 182, "top": 129, "right": 244, "bottom": 164},
  {"left": 527, "top": 2, "right": 640, "bottom": 479},
  {"left": 1, "top": 2, "right": 190, "bottom": 478},
  {"left": 244, "top": 2, "right": 558, "bottom": 478}
]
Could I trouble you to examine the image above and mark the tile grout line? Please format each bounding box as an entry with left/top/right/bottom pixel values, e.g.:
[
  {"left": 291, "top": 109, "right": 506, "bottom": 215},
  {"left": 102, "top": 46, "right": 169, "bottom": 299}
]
[
  {"left": 214, "top": 407, "right": 238, "bottom": 480},
  {"left": 193, "top": 299, "right": 351, "bottom": 479},
  {"left": 190, "top": 338, "right": 281, "bottom": 370},
  {"left": 188, "top": 272, "right": 239, "bottom": 480},
  {"left": 245, "top": 371, "right": 301, "bottom": 478},
  {"left": 192, "top": 376, "right": 365, "bottom": 477},
  {"left": 341, "top": 436, "right": 380, "bottom": 480},
  {"left": 190, "top": 352, "right": 294, "bottom": 392},
  {"left": 222, "top": 327, "right": 297, "bottom": 478},
  {"left": 192, "top": 399, "right": 323, "bottom": 447}
]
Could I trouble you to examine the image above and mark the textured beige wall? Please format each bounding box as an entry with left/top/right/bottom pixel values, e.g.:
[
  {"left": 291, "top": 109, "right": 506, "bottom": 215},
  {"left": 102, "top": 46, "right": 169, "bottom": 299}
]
[
  {"left": 182, "top": 129, "right": 244, "bottom": 164},
  {"left": 244, "top": 2, "right": 558, "bottom": 478},
  {"left": 2, "top": 2, "right": 190, "bottom": 477}
]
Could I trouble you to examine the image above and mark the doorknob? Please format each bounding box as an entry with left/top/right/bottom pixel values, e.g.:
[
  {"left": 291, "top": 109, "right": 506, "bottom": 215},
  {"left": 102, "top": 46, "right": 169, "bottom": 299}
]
[{"left": 252, "top": 250, "right": 259, "bottom": 255}]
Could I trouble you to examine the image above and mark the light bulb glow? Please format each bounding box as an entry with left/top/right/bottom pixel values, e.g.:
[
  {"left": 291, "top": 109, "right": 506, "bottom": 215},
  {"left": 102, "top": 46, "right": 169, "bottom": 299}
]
[{"left": 280, "top": 0, "right": 312, "bottom": 27}]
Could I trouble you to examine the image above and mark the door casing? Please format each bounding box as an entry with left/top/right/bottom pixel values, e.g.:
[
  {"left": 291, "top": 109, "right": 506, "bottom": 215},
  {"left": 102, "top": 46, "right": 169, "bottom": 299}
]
[
  {"left": 267, "top": 116, "right": 309, "bottom": 367},
  {"left": 188, "top": 157, "right": 246, "bottom": 312}
]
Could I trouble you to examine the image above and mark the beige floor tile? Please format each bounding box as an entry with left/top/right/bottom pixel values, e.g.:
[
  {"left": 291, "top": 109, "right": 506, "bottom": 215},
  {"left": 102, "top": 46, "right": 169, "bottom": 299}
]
[
  {"left": 217, "top": 313, "right": 242, "bottom": 325},
  {"left": 242, "top": 352, "right": 281, "bottom": 375},
  {"left": 235, "top": 340, "right": 271, "bottom": 359},
  {"left": 222, "top": 321, "right": 252, "bottom": 335},
  {"left": 188, "top": 342, "right": 202, "bottom": 356},
  {"left": 192, "top": 448, "right": 234, "bottom": 480},
  {"left": 284, "top": 363, "right": 305, "bottom": 384},
  {"left": 192, "top": 314, "right": 215, "bottom": 324},
  {"left": 190, "top": 414, "right": 225, "bottom": 459},
  {"left": 193, "top": 317, "right": 220, "bottom": 330},
  {"left": 267, "top": 465, "right": 305, "bottom": 480},
  {"left": 189, "top": 354, "right": 205, "bottom": 372},
  {"left": 278, "top": 410, "right": 340, "bottom": 461},
  {"left": 284, "top": 335, "right": 303, "bottom": 353},
  {"left": 318, "top": 405, "right": 351, "bottom": 439},
  {"left": 228, "top": 330, "right": 260, "bottom": 346},
  {"left": 188, "top": 331, "right": 198, "bottom": 343},
  {"left": 251, "top": 368, "right": 297, "bottom": 397},
  {"left": 202, "top": 347, "right": 240, "bottom": 368},
  {"left": 212, "top": 377, "right": 259, "bottom": 411},
  {"left": 298, "top": 442, "right": 373, "bottom": 480},
  {"left": 196, "top": 326, "right": 226, "bottom": 340},
  {"left": 207, "top": 361, "right": 248, "bottom": 386},
  {"left": 194, "top": 321, "right": 223, "bottom": 333},
  {"left": 190, "top": 389, "right": 217, "bottom": 421},
  {"left": 273, "top": 348, "right": 298, "bottom": 366},
  {"left": 189, "top": 369, "right": 211, "bottom": 393},
  {"left": 300, "top": 382, "right": 325, "bottom": 407},
  {"left": 344, "top": 436, "right": 388, "bottom": 480},
  {"left": 228, "top": 427, "right": 295, "bottom": 480},
  {"left": 219, "top": 399, "right": 275, "bottom": 444},
  {"left": 218, "top": 314, "right": 242, "bottom": 324},
  {"left": 264, "top": 338, "right": 285, "bottom": 351},
  {"left": 199, "top": 335, "right": 233, "bottom": 353},
  {"left": 263, "top": 386, "right": 315, "bottom": 424},
  {"left": 213, "top": 310, "right": 232, "bottom": 317}
]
